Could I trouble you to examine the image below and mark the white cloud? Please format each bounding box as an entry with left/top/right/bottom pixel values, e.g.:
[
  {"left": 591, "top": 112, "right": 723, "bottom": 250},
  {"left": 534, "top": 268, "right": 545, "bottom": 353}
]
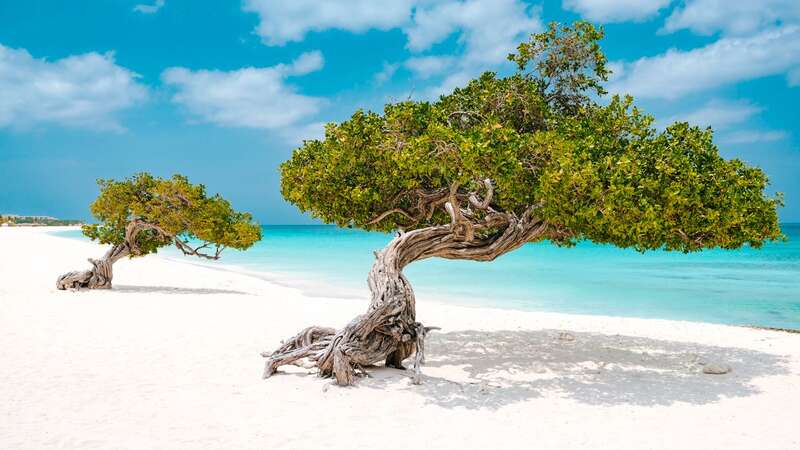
[
  {"left": 660, "top": 99, "right": 762, "bottom": 130},
  {"left": 609, "top": 26, "right": 800, "bottom": 100},
  {"left": 241, "top": 0, "right": 540, "bottom": 98},
  {"left": 405, "top": 0, "right": 540, "bottom": 67},
  {"left": 563, "top": 0, "right": 672, "bottom": 23},
  {"left": 404, "top": 0, "right": 542, "bottom": 97},
  {"left": 278, "top": 121, "right": 327, "bottom": 145},
  {"left": 373, "top": 62, "right": 400, "bottom": 85},
  {"left": 133, "top": 0, "right": 165, "bottom": 14},
  {"left": 162, "top": 51, "right": 325, "bottom": 137},
  {"left": 659, "top": 99, "right": 787, "bottom": 146},
  {"left": 0, "top": 44, "right": 147, "bottom": 131},
  {"left": 606, "top": 61, "right": 626, "bottom": 79},
  {"left": 242, "top": 0, "right": 413, "bottom": 45},
  {"left": 277, "top": 50, "right": 324, "bottom": 76},
  {"left": 404, "top": 55, "right": 453, "bottom": 79},
  {"left": 662, "top": 0, "right": 800, "bottom": 36},
  {"left": 433, "top": 71, "right": 477, "bottom": 97},
  {"left": 721, "top": 130, "right": 789, "bottom": 145}
]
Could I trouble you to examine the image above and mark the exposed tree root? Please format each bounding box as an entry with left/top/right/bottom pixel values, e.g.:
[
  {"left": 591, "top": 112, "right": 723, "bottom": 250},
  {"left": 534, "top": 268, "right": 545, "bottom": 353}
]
[
  {"left": 262, "top": 180, "right": 548, "bottom": 385},
  {"left": 56, "top": 244, "right": 128, "bottom": 290}
]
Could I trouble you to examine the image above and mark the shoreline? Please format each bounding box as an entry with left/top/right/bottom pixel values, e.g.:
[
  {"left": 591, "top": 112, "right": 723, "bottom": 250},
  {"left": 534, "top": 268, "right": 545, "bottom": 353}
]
[
  {"left": 3, "top": 226, "right": 799, "bottom": 449},
  {"left": 47, "top": 225, "right": 800, "bottom": 332},
  {"left": 9, "top": 226, "right": 800, "bottom": 357},
  {"left": 743, "top": 325, "right": 800, "bottom": 334},
  {"left": 14, "top": 227, "right": 800, "bottom": 347}
]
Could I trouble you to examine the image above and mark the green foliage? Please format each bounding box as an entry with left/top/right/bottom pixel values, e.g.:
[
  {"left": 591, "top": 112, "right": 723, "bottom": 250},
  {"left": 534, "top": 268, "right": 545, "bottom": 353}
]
[
  {"left": 509, "top": 20, "right": 609, "bottom": 114},
  {"left": 281, "top": 21, "right": 782, "bottom": 252},
  {"left": 82, "top": 173, "right": 261, "bottom": 257},
  {"left": 537, "top": 96, "right": 783, "bottom": 251}
]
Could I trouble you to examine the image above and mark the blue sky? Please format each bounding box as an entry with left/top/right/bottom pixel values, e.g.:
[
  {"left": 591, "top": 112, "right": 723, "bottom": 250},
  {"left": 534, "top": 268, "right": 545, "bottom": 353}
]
[{"left": 1, "top": 0, "right": 798, "bottom": 223}]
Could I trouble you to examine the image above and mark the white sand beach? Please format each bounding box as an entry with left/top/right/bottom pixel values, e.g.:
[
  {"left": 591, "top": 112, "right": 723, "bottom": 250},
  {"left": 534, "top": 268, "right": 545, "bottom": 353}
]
[{"left": 1, "top": 226, "right": 798, "bottom": 449}]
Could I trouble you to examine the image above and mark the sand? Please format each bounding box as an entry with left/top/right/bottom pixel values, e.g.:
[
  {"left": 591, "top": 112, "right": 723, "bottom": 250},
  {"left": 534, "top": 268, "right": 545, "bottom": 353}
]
[{"left": 1, "top": 226, "right": 798, "bottom": 449}]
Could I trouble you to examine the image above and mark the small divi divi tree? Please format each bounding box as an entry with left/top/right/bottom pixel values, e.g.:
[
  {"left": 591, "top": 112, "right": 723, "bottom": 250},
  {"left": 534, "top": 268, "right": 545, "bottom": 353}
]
[
  {"left": 57, "top": 173, "right": 261, "bottom": 290},
  {"left": 262, "top": 22, "right": 783, "bottom": 385}
]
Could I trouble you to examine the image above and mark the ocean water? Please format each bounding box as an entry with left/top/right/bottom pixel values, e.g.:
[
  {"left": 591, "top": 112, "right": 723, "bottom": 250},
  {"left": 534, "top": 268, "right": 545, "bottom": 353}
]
[{"left": 54, "top": 224, "right": 800, "bottom": 329}]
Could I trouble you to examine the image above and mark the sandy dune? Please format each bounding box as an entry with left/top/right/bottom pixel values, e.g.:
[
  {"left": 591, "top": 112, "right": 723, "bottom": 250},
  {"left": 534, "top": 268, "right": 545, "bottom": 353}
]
[{"left": 1, "top": 227, "right": 798, "bottom": 449}]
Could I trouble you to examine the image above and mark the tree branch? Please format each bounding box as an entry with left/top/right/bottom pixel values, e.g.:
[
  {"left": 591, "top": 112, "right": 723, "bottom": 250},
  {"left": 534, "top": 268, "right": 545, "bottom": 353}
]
[
  {"left": 447, "top": 110, "right": 486, "bottom": 128},
  {"left": 174, "top": 238, "right": 222, "bottom": 260},
  {"left": 124, "top": 219, "right": 224, "bottom": 261},
  {"left": 367, "top": 180, "right": 498, "bottom": 240},
  {"left": 468, "top": 178, "right": 494, "bottom": 210},
  {"left": 367, "top": 208, "right": 417, "bottom": 226}
]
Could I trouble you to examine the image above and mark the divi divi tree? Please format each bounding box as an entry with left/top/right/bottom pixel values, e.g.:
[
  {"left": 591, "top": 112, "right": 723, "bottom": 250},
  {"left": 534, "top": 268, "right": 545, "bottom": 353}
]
[
  {"left": 57, "top": 173, "right": 261, "bottom": 290},
  {"left": 262, "top": 22, "right": 783, "bottom": 385}
]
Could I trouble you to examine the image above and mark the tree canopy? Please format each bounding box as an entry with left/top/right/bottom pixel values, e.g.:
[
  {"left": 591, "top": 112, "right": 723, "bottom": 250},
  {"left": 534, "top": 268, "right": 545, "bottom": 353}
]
[
  {"left": 281, "top": 21, "right": 782, "bottom": 253},
  {"left": 82, "top": 172, "right": 261, "bottom": 259}
]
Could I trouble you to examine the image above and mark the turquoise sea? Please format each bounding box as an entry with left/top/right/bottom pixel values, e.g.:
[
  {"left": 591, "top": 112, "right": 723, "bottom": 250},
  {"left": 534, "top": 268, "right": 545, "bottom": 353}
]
[{"left": 55, "top": 224, "right": 800, "bottom": 330}]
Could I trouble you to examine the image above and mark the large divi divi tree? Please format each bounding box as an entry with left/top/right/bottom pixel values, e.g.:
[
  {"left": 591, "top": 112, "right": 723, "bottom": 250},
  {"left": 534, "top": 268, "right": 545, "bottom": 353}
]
[
  {"left": 57, "top": 173, "right": 261, "bottom": 290},
  {"left": 262, "top": 22, "right": 783, "bottom": 385}
]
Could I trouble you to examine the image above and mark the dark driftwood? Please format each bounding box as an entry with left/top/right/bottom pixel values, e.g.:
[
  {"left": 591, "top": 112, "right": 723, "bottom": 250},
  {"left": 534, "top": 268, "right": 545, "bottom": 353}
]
[{"left": 262, "top": 179, "right": 548, "bottom": 385}]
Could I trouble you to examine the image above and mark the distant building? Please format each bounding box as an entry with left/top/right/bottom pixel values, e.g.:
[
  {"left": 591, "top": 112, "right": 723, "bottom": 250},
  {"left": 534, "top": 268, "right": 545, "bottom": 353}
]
[{"left": 0, "top": 214, "right": 82, "bottom": 227}]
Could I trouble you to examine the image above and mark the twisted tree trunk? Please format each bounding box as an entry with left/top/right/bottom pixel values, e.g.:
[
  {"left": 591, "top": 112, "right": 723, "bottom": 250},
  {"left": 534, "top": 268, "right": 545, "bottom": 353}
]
[
  {"left": 57, "top": 218, "right": 226, "bottom": 290},
  {"left": 56, "top": 243, "right": 130, "bottom": 290},
  {"left": 57, "top": 220, "right": 160, "bottom": 290},
  {"left": 262, "top": 210, "right": 547, "bottom": 385}
]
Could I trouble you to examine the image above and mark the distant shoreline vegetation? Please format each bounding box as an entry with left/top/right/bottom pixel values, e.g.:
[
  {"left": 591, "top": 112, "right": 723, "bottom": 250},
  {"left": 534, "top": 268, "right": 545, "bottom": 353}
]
[{"left": 0, "top": 214, "right": 83, "bottom": 227}]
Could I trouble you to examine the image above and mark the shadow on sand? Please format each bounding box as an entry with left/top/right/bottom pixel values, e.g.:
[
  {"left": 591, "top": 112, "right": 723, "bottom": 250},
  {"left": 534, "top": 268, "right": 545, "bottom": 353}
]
[
  {"left": 358, "top": 329, "right": 789, "bottom": 410},
  {"left": 112, "top": 285, "right": 250, "bottom": 295}
]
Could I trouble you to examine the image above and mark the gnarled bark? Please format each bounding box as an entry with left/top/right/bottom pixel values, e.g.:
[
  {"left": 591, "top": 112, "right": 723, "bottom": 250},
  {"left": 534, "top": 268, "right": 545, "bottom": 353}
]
[
  {"left": 56, "top": 219, "right": 224, "bottom": 290},
  {"left": 262, "top": 180, "right": 547, "bottom": 385},
  {"left": 56, "top": 243, "right": 130, "bottom": 290}
]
